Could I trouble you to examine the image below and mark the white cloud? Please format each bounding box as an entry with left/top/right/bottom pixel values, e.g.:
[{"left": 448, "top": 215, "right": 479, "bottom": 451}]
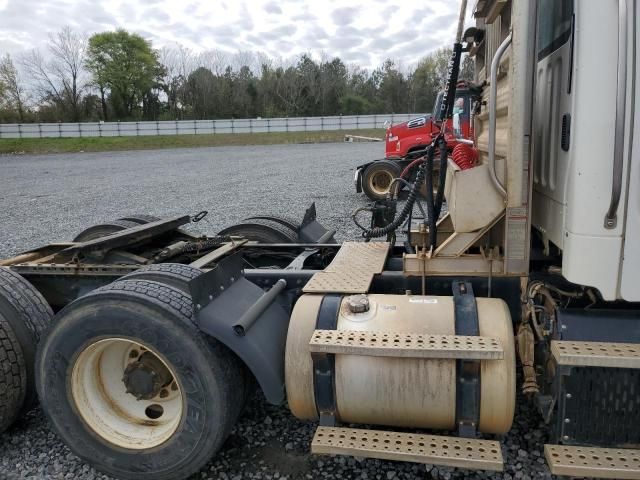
[{"left": 0, "top": 0, "right": 471, "bottom": 70}]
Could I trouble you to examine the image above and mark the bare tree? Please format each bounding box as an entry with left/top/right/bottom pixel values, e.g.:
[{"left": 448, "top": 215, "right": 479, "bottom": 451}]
[
  {"left": 20, "top": 26, "right": 87, "bottom": 121},
  {"left": 159, "top": 45, "right": 189, "bottom": 118},
  {"left": 0, "top": 54, "right": 27, "bottom": 121},
  {"left": 49, "top": 26, "right": 87, "bottom": 121}
]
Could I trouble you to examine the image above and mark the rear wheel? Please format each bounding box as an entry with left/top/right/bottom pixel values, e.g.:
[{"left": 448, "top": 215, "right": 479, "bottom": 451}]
[
  {"left": 218, "top": 218, "right": 298, "bottom": 243},
  {"left": 37, "top": 279, "right": 247, "bottom": 480},
  {"left": 0, "top": 268, "right": 53, "bottom": 431},
  {"left": 122, "top": 263, "right": 202, "bottom": 294},
  {"left": 73, "top": 219, "right": 140, "bottom": 242},
  {"left": 362, "top": 160, "right": 402, "bottom": 201},
  {"left": 0, "top": 318, "right": 26, "bottom": 433},
  {"left": 117, "top": 214, "right": 161, "bottom": 225}
]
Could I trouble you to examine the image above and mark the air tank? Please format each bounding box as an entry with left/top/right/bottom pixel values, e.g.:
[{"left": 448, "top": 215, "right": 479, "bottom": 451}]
[{"left": 285, "top": 294, "right": 516, "bottom": 434}]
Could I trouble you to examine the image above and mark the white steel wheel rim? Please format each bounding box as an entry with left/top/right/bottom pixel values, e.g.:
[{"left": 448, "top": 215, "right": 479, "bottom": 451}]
[
  {"left": 71, "top": 338, "right": 184, "bottom": 450},
  {"left": 370, "top": 170, "right": 394, "bottom": 195}
]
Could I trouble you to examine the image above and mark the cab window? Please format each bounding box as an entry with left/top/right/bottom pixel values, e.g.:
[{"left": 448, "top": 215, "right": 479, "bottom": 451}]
[{"left": 537, "top": 0, "right": 573, "bottom": 60}]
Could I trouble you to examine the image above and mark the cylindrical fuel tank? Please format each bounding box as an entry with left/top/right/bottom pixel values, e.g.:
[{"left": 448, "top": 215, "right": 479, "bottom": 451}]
[{"left": 285, "top": 294, "right": 516, "bottom": 434}]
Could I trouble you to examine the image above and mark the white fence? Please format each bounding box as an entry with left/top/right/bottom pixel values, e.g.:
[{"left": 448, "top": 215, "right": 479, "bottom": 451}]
[{"left": 0, "top": 113, "right": 424, "bottom": 139}]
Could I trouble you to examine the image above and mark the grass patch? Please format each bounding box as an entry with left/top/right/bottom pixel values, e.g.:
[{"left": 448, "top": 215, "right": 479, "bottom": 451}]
[{"left": 0, "top": 129, "right": 385, "bottom": 155}]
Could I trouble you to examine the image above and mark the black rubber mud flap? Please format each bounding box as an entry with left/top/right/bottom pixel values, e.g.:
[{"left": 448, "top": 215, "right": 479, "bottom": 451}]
[
  {"left": 190, "top": 254, "right": 290, "bottom": 405},
  {"left": 297, "top": 203, "right": 337, "bottom": 243}
]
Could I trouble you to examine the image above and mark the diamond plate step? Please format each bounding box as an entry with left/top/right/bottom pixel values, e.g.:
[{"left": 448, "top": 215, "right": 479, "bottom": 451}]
[
  {"left": 303, "top": 242, "right": 390, "bottom": 294},
  {"left": 324, "top": 242, "right": 390, "bottom": 274},
  {"left": 551, "top": 340, "right": 640, "bottom": 369},
  {"left": 309, "top": 329, "right": 504, "bottom": 360},
  {"left": 545, "top": 444, "right": 640, "bottom": 479},
  {"left": 312, "top": 426, "right": 503, "bottom": 471}
]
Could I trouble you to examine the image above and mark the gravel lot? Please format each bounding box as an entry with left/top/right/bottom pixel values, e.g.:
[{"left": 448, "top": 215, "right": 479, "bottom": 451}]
[{"left": 0, "top": 143, "right": 552, "bottom": 479}]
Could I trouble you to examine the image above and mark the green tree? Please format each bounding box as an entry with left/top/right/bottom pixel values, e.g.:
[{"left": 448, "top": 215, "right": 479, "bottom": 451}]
[
  {"left": 183, "top": 67, "right": 217, "bottom": 119},
  {"left": 409, "top": 47, "right": 452, "bottom": 113},
  {"left": 86, "top": 29, "right": 163, "bottom": 120},
  {"left": 377, "top": 59, "right": 406, "bottom": 113},
  {"left": 339, "top": 94, "right": 372, "bottom": 115},
  {"left": 0, "top": 54, "right": 27, "bottom": 122}
]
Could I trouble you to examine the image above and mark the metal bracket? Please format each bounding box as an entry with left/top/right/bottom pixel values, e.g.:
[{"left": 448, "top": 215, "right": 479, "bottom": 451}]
[
  {"left": 452, "top": 280, "right": 481, "bottom": 438},
  {"left": 311, "top": 295, "right": 342, "bottom": 427},
  {"left": 191, "top": 253, "right": 291, "bottom": 405}
]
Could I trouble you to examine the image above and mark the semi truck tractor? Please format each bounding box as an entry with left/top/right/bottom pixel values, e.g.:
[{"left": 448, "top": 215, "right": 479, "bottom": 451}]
[{"left": 0, "top": 0, "right": 639, "bottom": 479}]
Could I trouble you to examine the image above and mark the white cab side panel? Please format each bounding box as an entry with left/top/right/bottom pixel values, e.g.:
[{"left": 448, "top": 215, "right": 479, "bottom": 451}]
[
  {"left": 562, "top": 1, "right": 629, "bottom": 300},
  {"left": 619, "top": 2, "right": 640, "bottom": 301},
  {"left": 531, "top": 40, "right": 572, "bottom": 250}
]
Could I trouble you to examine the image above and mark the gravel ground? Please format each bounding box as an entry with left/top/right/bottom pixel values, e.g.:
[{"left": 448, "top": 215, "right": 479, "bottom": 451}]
[{"left": 0, "top": 143, "right": 552, "bottom": 479}]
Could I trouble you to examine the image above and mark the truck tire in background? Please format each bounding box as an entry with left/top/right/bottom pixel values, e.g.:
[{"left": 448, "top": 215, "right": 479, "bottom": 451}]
[
  {"left": 36, "top": 279, "right": 248, "bottom": 480},
  {"left": 72, "top": 219, "right": 140, "bottom": 242},
  {"left": 218, "top": 218, "right": 298, "bottom": 243},
  {"left": 362, "top": 160, "right": 402, "bottom": 201},
  {"left": 0, "top": 267, "right": 54, "bottom": 433},
  {"left": 121, "top": 263, "right": 202, "bottom": 294},
  {"left": 117, "top": 214, "right": 161, "bottom": 225},
  {"left": 0, "top": 319, "right": 26, "bottom": 433}
]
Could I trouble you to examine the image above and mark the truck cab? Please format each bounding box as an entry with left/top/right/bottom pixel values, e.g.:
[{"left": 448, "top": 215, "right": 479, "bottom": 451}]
[
  {"left": 385, "top": 84, "right": 474, "bottom": 159},
  {"left": 356, "top": 83, "right": 477, "bottom": 201}
]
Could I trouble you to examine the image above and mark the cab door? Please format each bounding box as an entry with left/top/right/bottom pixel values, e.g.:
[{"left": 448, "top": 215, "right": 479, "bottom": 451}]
[{"left": 531, "top": 0, "right": 574, "bottom": 250}]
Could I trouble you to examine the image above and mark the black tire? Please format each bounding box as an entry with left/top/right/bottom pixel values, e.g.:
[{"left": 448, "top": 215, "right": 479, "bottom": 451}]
[
  {"left": 362, "top": 160, "right": 402, "bottom": 201},
  {"left": 117, "top": 214, "right": 161, "bottom": 225},
  {"left": 37, "top": 279, "right": 248, "bottom": 480},
  {"left": 218, "top": 218, "right": 298, "bottom": 243},
  {"left": 0, "top": 318, "right": 27, "bottom": 433},
  {"left": 122, "top": 263, "right": 202, "bottom": 294},
  {"left": 243, "top": 215, "right": 300, "bottom": 232},
  {"left": 73, "top": 219, "right": 140, "bottom": 242},
  {"left": 0, "top": 267, "right": 53, "bottom": 419}
]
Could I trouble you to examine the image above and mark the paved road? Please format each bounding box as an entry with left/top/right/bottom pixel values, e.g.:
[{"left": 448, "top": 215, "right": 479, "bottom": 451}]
[{"left": 0, "top": 142, "right": 380, "bottom": 258}]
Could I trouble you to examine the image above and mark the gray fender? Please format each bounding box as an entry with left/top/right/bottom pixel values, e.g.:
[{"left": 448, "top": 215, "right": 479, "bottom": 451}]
[{"left": 189, "top": 255, "right": 289, "bottom": 405}]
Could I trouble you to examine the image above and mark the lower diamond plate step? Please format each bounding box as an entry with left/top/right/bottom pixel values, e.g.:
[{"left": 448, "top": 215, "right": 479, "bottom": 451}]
[
  {"left": 545, "top": 444, "right": 640, "bottom": 479},
  {"left": 309, "top": 329, "right": 504, "bottom": 360},
  {"left": 551, "top": 340, "right": 640, "bottom": 369},
  {"left": 312, "top": 426, "right": 504, "bottom": 471}
]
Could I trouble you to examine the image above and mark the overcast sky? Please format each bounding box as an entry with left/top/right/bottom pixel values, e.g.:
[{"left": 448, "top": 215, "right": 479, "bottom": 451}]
[{"left": 0, "top": 0, "right": 469, "bottom": 70}]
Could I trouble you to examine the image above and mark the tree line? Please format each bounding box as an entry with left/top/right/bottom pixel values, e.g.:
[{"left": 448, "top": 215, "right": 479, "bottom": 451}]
[{"left": 0, "top": 27, "right": 473, "bottom": 124}]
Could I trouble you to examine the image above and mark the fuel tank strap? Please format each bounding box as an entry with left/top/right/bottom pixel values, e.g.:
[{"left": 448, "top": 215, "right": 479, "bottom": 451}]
[
  {"left": 312, "top": 295, "right": 342, "bottom": 426},
  {"left": 452, "top": 280, "right": 481, "bottom": 438}
]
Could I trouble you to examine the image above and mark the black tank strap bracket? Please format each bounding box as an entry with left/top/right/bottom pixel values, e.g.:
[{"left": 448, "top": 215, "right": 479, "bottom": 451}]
[
  {"left": 312, "top": 294, "right": 342, "bottom": 427},
  {"left": 453, "top": 280, "right": 481, "bottom": 438}
]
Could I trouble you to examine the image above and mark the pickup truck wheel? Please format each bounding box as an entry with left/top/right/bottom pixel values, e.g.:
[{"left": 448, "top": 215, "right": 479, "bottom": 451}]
[
  {"left": 362, "top": 160, "right": 402, "bottom": 201},
  {"left": 72, "top": 219, "right": 140, "bottom": 242},
  {"left": 0, "top": 267, "right": 53, "bottom": 431},
  {"left": 36, "top": 279, "right": 247, "bottom": 480}
]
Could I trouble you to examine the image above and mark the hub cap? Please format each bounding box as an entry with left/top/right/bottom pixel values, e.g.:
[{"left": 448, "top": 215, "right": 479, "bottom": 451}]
[
  {"left": 71, "top": 338, "right": 184, "bottom": 450},
  {"left": 369, "top": 170, "right": 394, "bottom": 196}
]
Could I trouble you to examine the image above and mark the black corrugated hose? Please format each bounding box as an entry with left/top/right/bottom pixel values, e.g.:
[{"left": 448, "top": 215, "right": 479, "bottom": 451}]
[
  {"left": 362, "top": 144, "right": 435, "bottom": 240},
  {"left": 362, "top": 134, "right": 447, "bottom": 249}
]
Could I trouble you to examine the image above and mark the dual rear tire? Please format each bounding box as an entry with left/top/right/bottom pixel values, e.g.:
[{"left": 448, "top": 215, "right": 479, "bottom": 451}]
[
  {"left": 36, "top": 278, "right": 249, "bottom": 480},
  {"left": 0, "top": 267, "right": 53, "bottom": 433}
]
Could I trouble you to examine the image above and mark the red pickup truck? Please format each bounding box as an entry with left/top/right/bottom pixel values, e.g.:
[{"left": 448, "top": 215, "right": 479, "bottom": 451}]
[{"left": 355, "top": 84, "right": 476, "bottom": 200}]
